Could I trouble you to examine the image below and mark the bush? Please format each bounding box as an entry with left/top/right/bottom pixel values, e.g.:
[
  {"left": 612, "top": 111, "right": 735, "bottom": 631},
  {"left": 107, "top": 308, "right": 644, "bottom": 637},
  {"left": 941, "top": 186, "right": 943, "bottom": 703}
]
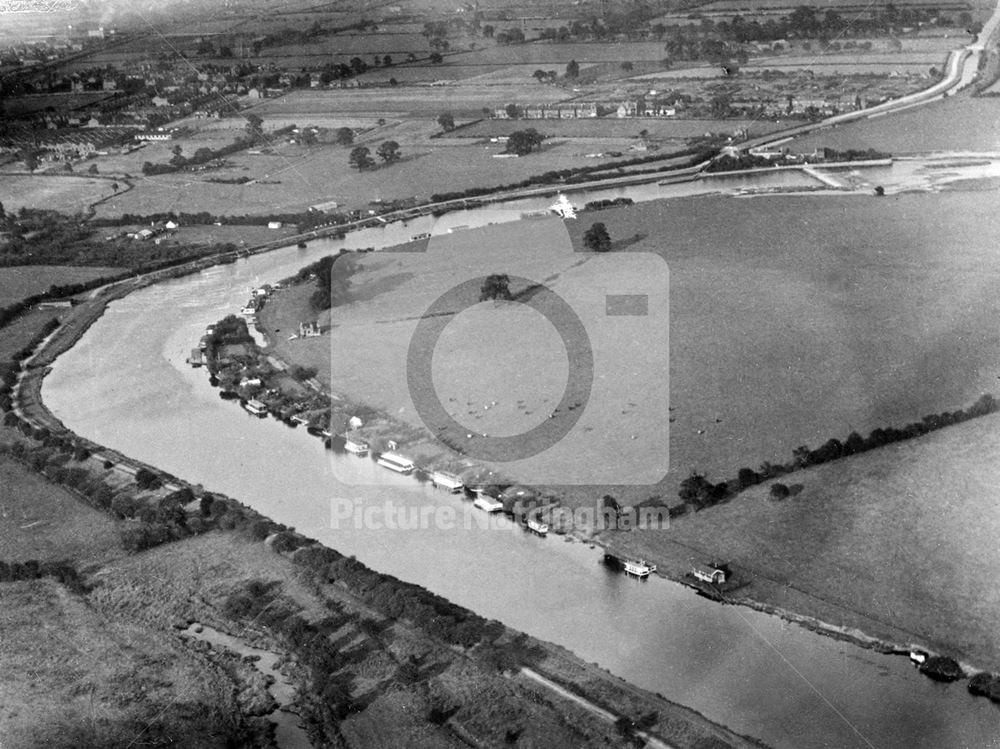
[
  {"left": 111, "top": 494, "right": 141, "bottom": 519},
  {"left": 769, "top": 483, "right": 790, "bottom": 500},
  {"left": 271, "top": 531, "right": 307, "bottom": 553},
  {"left": 120, "top": 521, "right": 173, "bottom": 552},
  {"left": 135, "top": 467, "right": 161, "bottom": 490}
]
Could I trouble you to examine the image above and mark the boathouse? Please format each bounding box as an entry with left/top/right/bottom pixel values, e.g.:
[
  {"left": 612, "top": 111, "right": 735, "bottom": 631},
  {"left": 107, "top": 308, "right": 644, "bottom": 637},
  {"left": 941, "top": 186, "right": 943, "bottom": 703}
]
[{"left": 692, "top": 563, "right": 728, "bottom": 585}]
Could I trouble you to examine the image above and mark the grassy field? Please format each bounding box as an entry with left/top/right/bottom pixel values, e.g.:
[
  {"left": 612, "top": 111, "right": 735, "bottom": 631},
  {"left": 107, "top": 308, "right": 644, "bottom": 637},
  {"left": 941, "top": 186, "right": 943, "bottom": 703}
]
[
  {"left": 0, "top": 308, "right": 61, "bottom": 361},
  {"left": 0, "top": 455, "right": 122, "bottom": 565},
  {"left": 0, "top": 265, "right": 120, "bottom": 307},
  {"left": 252, "top": 85, "right": 570, "bottom": 117},
  {"left": 788, "top": 95, "right": 1000, "bottom": 154},
  {"left": 265, "top": 185, "right": 1000, "bottom": 507},
  {"left": 0, "top": 578, "right": 242, "bottom": 749},
  {"left": 456, "top": 116, "right": 786, "bottom": 140},
  {"left": 610, "top": 409, "right": 1000, "bottom": 670},
  {"left": 92, "top": 134, "right": 628, "bottom": 217},
  {"left": 0, "top": 174, "right": 120, "bottom": 213}
]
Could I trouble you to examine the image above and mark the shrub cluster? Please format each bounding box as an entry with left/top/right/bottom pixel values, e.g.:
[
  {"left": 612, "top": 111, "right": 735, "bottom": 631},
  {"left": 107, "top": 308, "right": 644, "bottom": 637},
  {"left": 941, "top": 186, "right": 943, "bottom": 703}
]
[{"left": 0, "top": 558, "right": 85, "bottom": 592}]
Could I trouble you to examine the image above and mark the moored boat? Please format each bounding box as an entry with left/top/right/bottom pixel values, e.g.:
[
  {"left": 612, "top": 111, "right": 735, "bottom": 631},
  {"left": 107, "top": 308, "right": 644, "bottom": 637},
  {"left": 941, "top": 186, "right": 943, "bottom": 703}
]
[
  {"left": 243, "top": 398, "right": 268, "bottom": 417},
  {"left": 377, "top": 451, "right": 415, "bottom": 474},
  {"left": 623, "top": 559, "right": 656, "bottom": 578},
  {"left": 527, "top": 517, "right": 549, "bottom": 536}
]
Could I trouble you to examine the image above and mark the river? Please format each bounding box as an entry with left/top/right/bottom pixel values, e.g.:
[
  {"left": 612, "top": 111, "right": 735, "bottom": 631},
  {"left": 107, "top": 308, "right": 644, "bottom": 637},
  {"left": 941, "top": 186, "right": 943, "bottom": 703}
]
[{"left": 43, "top": 166, "right": 1000, "bottom": 749}]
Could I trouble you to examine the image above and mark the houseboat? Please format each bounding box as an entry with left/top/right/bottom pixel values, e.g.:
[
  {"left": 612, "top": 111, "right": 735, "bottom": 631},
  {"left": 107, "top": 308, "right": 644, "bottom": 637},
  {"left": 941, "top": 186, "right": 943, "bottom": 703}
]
[
  {"left": 623, "top": 559, "right": 657, "bottom": 578},
  {"left": 344, "top": 434, "right": 369, "bottom": 456},
  {"left": 473, "top": 495, "right": 504, "bottom": 513},
  {"left": 243, "top": 399, "right": 268, "bottom": 417},
  {"left": 189, "top": 349, "right": 203, "bottom": 367},
  {"left": 429, "top": 470, "right": 464, "bottom": 493},
  {"left": 527, "top": 518, "right": 549, "bottom": 536},
  {"left": 377, "top": 451, "right": 415, "bottom": 474}
]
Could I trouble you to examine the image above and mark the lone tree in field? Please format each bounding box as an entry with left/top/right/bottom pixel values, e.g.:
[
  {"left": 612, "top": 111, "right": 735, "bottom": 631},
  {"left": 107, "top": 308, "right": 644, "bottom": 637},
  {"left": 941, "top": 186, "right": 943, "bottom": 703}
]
[
  {"left": 583, "top": 222, "right": 611, "bottom": 251},
  {"left": 437, "top": 112, "right": 455, "bottom": 131},
  {"left": 479, "top": 274, "right": 512, "bottom": 302},
  {"left": 565, "top": 59, "right": 580, "bottom": 79},
  {"left": 376, "top": 140, "right": 401, "bottom": 163},
  {"left": 21, "top": 149, "right": 39, "bottom": 172},
  {"left": 245, "top": 113, "right": 264, "bottom": 141},
  {"left": 505, "top": 128, "right": 544, "bottom": 156},
  {"left": 335, "top": 127, "right": 354, "bottom": 146},
  {"left": 349, "top": 146, "right": 375, "bottom": 170}
]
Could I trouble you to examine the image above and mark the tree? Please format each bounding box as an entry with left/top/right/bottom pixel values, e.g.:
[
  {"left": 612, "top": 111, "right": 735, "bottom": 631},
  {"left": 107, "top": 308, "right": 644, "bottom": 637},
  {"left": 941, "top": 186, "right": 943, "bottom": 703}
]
[
  {"left": 245, "top": 113, "right": 264, "bottom": 141},
  {"left": 111, "top": 182, "right": 119, "bottom": 193},
  {"left": 383, "top": 54, "right": 392, "bottom": 66},
  {"left": 621, "top": 61, "right": 634, "bottom": 71},
  {"left": 376, "top": 140, "right": 401, "bottom": 163},
  {"left": 21, "top": 149, "right": 39, "bottom": 172},
  {"left": 480, "top": 274, "right": 512, "bottom": 302},
  {"left": 437, "top": 112, "right": 455, "bottom": 131},
  {"left": 533, "top": 68, "right": 548, "bottom": 83},
  {"left": 504, "top": 103, "right": 521, "bottom": 119},
  {"left": 349, "top": 146, "right": 375, "bottom": 170},
  {"left": 300, "top": 129, "right": 317, "bottom": 146},
  {"left": 335, "top": 127, "right": 354, "bottom": 146},
  {"left": 87, "top": 163, "right": 98, "bottom": 174},
  {"left": 505, "top": 128, "right": 543, "bottom": 155},
  {"left": 429, "top": 52, "right": 443, "bottom": 64},
  {"left": 583, "top": 222, "right": 611, "bottom": 251},
  {"left": 483, "top": 24, "right": 494, "bottom": 38},
  {"left": 565, "top": 59, "right": 580, "bottom": 78}
]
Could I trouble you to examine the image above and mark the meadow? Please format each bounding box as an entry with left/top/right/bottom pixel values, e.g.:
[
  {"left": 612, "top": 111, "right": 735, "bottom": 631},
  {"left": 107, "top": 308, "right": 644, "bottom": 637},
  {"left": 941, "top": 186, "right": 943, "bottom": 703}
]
[
  {"left": 0, "top": 174, "right": 119, "bottom": 214},
  {"left": 91, "top": 132, "right": 621, "bottom": 218},
  {"left": 787, "top": 95, "right": 1000, "bottom": 154},
  {"left": 456, "top": 116, "right": 786, "bottom": 140},
  {"left": 611, "top": 409, "right": 1000, "bottom": 670},
  {"left": 266, "top": 183, "right": 1000, "bottom": 508},
  {"left": 0, "top": 265, "right": 120, "bottom": 308}
]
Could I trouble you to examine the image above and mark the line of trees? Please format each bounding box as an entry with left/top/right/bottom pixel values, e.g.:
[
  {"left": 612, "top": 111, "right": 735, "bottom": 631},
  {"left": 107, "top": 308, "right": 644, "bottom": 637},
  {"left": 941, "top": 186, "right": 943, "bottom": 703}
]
[
  {"left": 679, "top": 393, "right": 1000, "bottom": 512},
  {"left": 142, "top": 124, "right": 295, "bottom": 176}
]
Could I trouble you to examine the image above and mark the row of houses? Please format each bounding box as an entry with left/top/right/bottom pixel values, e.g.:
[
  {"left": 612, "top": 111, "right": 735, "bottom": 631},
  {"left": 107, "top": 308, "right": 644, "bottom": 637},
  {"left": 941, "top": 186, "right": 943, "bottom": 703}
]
[
  {"left": 493, "top": 96, "right": 680, "bottom": 120},
  {"left": 728, "top": 93, "right": 884, "bottom": 117},
  {"left": 0, "top": 127, "right": 137, "bottom": 158}
]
